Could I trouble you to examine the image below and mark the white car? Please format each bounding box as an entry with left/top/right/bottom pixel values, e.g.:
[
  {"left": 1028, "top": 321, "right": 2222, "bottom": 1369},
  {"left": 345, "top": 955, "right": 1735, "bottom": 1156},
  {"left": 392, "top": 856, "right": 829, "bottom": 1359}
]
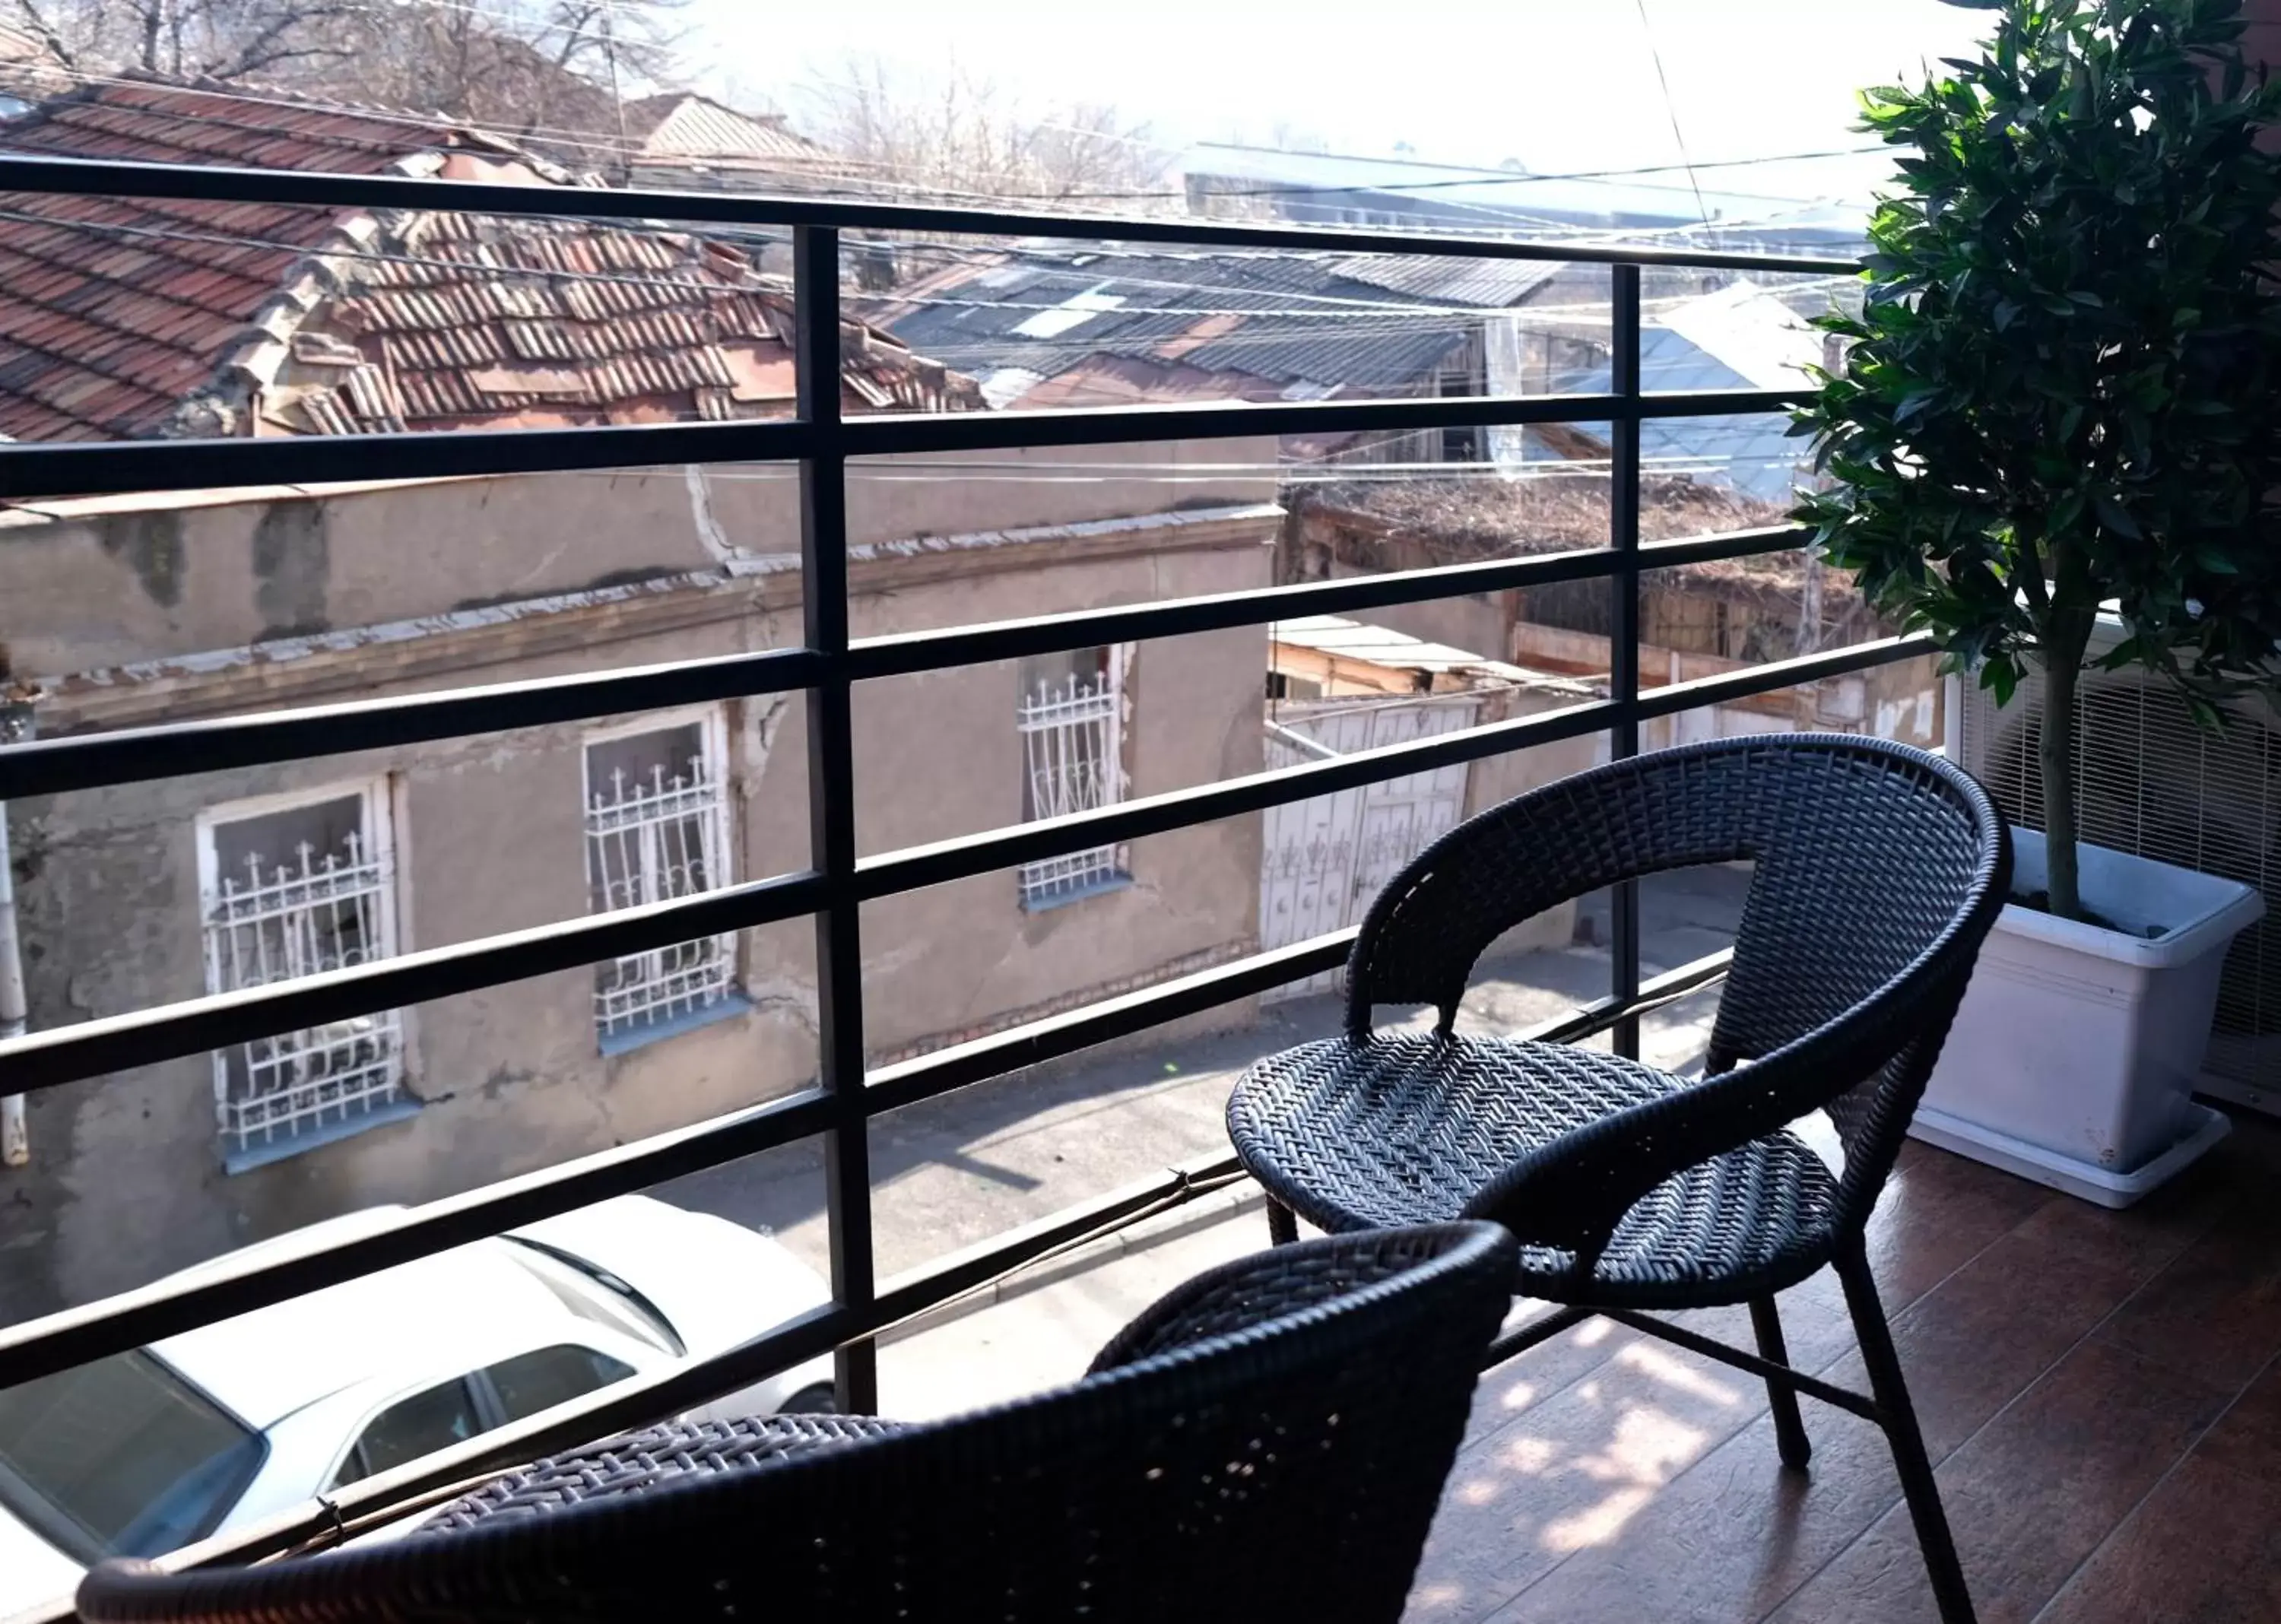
[{"left": 0, "top": 1196, "right": 833, "bottom": 1616}]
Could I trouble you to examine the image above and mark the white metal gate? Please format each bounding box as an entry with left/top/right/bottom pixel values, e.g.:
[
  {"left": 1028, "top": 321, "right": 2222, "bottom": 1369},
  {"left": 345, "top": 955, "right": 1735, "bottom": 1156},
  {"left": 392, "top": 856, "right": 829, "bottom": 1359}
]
[{"left": 1259, "top": 698, "right": 1478, "bottom": 999}]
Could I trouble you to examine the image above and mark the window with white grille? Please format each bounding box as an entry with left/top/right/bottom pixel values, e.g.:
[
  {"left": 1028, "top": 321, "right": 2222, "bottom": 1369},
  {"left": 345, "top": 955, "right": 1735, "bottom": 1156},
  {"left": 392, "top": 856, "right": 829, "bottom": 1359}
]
[
  {"left": 1017, "top": 647, "right": 1128, "bottom": 906},
  {"left": 199, "top": 784, "right": 404, "bottom": 1155},
  {"left": 585, "top": 712, "right": 736, "bottom": 1038}
]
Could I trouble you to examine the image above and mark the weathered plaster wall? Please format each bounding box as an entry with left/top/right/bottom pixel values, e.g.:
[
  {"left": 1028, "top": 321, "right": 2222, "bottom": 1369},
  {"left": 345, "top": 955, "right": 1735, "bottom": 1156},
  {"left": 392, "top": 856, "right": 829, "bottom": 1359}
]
[{"left": 0, "top": 440, "right": 1277, "bottom": 1321}]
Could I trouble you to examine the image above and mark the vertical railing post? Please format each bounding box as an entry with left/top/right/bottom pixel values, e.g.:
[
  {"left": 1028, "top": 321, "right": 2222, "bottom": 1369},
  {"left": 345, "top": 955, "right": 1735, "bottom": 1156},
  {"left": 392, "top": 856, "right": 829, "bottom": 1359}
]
[
  {"left": 1609, "top": 263, "right": 1643, "bottom": 1060},
  {"left": 795, "top": 224, "right": 878, "bottom": 1413}
]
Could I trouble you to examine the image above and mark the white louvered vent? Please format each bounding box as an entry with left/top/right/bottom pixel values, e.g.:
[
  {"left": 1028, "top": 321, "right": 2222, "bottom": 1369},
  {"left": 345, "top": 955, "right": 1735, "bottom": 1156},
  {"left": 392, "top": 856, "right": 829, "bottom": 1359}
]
[{"left": 1954, "top": 657, "right": 2281, "bottom": 1113}]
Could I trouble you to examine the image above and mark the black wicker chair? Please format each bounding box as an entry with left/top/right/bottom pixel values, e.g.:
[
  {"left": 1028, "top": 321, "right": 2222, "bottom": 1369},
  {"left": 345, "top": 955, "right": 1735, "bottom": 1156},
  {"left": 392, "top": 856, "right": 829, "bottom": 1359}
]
[
  {"left": 79, "top": 1222, "right": 1518, "bottom": 1624},
  {"left": 1227, "top": 734, "right": 2010, "bottom": 1624}
]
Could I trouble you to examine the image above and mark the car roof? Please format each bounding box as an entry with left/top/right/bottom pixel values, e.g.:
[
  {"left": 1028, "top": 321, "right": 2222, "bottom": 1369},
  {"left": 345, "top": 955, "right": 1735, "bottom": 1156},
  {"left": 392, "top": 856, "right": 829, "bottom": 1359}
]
[{"left": 150, "top": 1232, "right": 574, "bottom": 1431}]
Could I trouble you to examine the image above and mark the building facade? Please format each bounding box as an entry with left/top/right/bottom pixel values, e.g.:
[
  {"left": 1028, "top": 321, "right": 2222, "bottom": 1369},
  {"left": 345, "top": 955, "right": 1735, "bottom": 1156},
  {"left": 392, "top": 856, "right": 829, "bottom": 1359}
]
[{"left": 0, "top": 438, "right": 1279, "bottom": 1318}]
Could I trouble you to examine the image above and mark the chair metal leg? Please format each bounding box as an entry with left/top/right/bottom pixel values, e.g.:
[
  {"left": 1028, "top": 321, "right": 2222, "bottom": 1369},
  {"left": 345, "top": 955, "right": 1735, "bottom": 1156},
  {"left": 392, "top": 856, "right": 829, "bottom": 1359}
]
[
  {"left": 1266, "top": 1197, "right": 1298, "bottom": 1246},
  {"left": 1836, "top": 1243, "right": 1976, "bottom": 1624},
  {"left": 1748, "top": 1295, "right": 1812, "bottom": 1470}
]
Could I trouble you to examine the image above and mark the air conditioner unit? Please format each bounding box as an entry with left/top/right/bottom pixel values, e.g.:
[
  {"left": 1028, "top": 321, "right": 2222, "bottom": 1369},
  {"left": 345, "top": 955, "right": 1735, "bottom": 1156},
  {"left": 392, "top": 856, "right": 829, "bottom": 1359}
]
[{"left": 1948, "top": 617, "right": 2281, "bottom": 1118}]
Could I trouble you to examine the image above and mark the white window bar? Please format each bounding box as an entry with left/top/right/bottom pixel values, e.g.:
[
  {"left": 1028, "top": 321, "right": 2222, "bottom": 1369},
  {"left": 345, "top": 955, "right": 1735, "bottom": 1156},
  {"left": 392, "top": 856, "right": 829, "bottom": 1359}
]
[
  {"left": 1017, "top": 650, "right": 1127, "bottom": 906},
  {"left": 200, "top": 788, "right": 404, "bottom": 1153},
  {"left": 585, "top": 715, "right": 736, "bottom": 1036}
]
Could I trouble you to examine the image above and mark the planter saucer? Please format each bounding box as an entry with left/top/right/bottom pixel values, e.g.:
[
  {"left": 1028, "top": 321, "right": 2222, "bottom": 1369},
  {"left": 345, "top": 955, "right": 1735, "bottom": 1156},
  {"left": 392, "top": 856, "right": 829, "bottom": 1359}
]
[{"left": 1908, "top": 1101, "right": 2231, "bottom": 1210}]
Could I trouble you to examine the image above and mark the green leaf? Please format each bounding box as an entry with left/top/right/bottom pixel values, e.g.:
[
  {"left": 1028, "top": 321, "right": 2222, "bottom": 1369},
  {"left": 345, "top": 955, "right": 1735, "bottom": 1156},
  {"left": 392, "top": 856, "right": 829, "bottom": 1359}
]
[
  {"left": 1805, "top": 0, "right": 2281, "bottom": 753},
  {"left": 2092, "top": 493, "right": 2143, "bottom": 540}
]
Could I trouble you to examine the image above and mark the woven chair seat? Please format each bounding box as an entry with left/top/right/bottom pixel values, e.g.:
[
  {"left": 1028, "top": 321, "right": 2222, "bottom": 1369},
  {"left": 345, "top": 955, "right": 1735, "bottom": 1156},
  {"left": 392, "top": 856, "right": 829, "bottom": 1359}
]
[
  {"left": 81, "top": 1226, "right": 1520, "bottom": 1624},
  {"left": 1231, "top": 1032, "right": 1842, "bottom": 1306},
  {"left": 414, "top": 1414, "right": 904, "bottom": 1536}
]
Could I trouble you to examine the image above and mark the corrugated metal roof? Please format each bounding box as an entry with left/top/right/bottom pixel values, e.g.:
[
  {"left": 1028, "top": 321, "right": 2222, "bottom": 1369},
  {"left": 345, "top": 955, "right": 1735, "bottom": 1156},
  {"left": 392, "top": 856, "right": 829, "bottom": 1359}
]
[
  {"left": 0, "top": 79, "right": 974, "bottom": 441},
  {"left": 868, "top": 243, "right": 1532, "bottom": 404},
  {"left": 622, "top": 94, "right": 820, "bottom": 163},
  {"left": 1546, "top": 312, "right": 1807, "bottom": 503},
  {"left": 1327, "top": 255, "right": 1565, "bottom": 308},
  {"left": 1658, "top": 278, "right": 1823, "bottom": 391},
  {"left": 1272, "top": 614, "right": 1524, "bottom": 677}
]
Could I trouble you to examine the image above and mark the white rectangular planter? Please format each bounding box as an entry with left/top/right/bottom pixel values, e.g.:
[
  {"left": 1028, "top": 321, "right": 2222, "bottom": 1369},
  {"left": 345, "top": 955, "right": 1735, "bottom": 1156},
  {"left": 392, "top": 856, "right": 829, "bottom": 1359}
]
[{"left": 1911, "top": 828, "right": 2263, "bottom": 1207}]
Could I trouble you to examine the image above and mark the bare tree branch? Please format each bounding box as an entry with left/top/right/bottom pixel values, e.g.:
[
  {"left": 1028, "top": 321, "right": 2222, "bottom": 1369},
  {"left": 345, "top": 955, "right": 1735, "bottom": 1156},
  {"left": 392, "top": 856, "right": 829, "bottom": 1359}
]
[
  {"left": 5, "top": 0, "right": 81, "bottom": 70},
  {"left": 798, "top": 52, "right": 1169, "bottom": 208},
  {"left": 14, "top": 0, "right": 694, "bottom": 149}
]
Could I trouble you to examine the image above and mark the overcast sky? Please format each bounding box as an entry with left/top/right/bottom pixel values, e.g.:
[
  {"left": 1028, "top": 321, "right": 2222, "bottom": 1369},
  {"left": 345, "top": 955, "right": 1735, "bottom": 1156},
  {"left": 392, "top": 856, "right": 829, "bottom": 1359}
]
[{"left": 688, "top": 0, "right": 1991, "bottom": 205}]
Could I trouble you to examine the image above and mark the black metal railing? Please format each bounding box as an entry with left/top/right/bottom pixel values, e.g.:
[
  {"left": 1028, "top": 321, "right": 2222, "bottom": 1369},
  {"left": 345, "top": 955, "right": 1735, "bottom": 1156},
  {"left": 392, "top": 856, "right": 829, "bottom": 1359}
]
[{"left": 0, "top": 154, "right": 1926, "bottom": 1599}]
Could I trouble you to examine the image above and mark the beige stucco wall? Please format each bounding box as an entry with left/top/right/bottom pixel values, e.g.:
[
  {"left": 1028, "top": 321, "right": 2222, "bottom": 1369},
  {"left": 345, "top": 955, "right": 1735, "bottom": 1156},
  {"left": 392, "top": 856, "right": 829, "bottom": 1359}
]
[
  {"left": 0, "top": 439, "right": 1278, "bottom": 1319},
  {"left": 0, "top": 439, "right": 1273, "bottom": 677}
]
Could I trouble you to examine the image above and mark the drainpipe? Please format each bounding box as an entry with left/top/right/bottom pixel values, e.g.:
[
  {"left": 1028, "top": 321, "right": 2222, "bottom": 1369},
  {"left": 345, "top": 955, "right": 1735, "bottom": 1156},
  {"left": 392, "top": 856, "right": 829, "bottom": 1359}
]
[{"left": 1, "top": 693, "right": 33, "bottom": 1167}]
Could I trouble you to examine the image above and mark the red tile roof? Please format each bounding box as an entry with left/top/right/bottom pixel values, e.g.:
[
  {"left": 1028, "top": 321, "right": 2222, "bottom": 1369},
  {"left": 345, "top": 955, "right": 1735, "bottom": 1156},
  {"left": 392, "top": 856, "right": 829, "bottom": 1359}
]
[{"left": 0, "top": 78, "right": 976, "bottom": 442}]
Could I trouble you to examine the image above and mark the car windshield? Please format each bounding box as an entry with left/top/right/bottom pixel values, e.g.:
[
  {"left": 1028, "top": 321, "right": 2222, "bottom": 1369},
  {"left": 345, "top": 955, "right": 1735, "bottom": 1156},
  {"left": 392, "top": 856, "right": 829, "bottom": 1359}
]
[{"left": 0, "top": 1352, "right": 266, "bottom": 1562}]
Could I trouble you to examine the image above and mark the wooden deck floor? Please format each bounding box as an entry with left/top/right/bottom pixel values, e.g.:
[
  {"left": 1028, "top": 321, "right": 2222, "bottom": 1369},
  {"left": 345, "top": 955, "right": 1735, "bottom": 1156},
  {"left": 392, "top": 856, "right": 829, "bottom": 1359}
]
[{"left": 1408, "top": 1111, "right": 2281, "bottom": 1623}]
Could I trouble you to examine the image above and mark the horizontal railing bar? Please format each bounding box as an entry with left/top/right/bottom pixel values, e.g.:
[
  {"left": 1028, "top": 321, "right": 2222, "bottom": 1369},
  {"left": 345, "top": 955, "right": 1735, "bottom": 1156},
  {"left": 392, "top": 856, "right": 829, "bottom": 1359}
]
[
  {"left": 0, "top": 928, "right": 1727, "bottom": 1409},
  {"left": 848, "top": 526, "right": 1810, "bottom": 680},
  {"left": 0, "top": 526, "right": 1809, "bottom": 803},
  {"left": 1631, "top": 525, "right": 1815, "bottom": 573},
  {"left": 0, "top": 387, "right": 1803, "bottom": 503},
  {"left": 1632, "top": 633, "right": 1936, "bottom": 722},
  {"left": 0, "top": 647, "right": 825, "bottom": 801},
  {"left": 0, "top": 417, "right": 813, "bottom": 504},
  {"left": 1528, "top": 946, "right": 1734, "bottom": 1046},
  {"left": 69, "top": 1291, "right": 873, "bottom": 1610},
  {"left": 17, "top": 1149, "right": 1261, "bottom": 1610},
  {"left": 859, "top": 692, "right": 1600, "bottom": 897},
  {"left": 0, "top": 934, "right": 1353, "bottom": 1390},
  {"left": 0, "top": 637, "right": 1921, "bottom": 1100},
  {"left": 0, "top": 152, "right": 1867, "bottom": 275},
  {"left": 857, "top": 633, "right": 1935, "bottom": 899},
  {"left": 867, "top": 931, "right": 1356, "bottom": 1115},
  {"left": 0, "top": 944, "right": 1743, "bottom": 1616},
  {"left": 0, "top": 1083, "right": 838, "bottom": 1391},
  {"left": 0, "top": 868, "right": 828, "bottom": 1096},
  {"left": 869, "top": 1150, "right": 1248, "bottom": 1327},
  {"left": 827, "top": 389, "right": 1800, "bottom": 460}
]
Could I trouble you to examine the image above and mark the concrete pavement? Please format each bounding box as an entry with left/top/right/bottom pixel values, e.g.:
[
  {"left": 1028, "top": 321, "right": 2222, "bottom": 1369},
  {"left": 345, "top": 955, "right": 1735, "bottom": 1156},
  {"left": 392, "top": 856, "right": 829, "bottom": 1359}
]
[{"left": 655, "top": 864, "right": 1750, "bottom": 1417}]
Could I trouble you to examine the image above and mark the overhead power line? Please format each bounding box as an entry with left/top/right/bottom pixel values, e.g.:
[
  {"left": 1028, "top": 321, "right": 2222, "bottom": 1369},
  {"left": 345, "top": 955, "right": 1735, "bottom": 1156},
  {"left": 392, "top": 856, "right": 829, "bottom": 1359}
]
[
  {"left": 1634, "top": 0, "right": 1712, "bottom": 230},
  {"left": 4, "top": 64, "right": 1883, "bottom": 217},
  {"left": 1048, "top": 147, "right": 1887, "bottom": 204}
]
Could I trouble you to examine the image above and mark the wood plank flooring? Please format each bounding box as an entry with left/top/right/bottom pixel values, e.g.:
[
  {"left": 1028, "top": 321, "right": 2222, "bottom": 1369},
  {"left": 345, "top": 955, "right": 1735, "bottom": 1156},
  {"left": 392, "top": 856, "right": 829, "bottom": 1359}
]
[{"left": 1408, "top": 1114, "right": 2281, "bottom": 1624}]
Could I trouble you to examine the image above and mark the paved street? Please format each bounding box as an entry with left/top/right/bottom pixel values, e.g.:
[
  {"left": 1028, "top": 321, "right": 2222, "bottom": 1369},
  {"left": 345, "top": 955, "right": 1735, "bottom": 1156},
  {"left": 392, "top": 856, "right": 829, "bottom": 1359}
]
[{"left": 655, "top": 866, "right": 1750, "bottom": 1415}]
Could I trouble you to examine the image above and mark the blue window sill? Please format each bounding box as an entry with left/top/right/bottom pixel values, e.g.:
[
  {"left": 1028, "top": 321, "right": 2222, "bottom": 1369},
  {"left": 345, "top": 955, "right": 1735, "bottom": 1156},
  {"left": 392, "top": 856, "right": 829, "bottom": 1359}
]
[
  {"left": 598, "top": 991, "right": 752, "bottom": 1057},
  {"left": 1020, "top": 873, "right": 1134, "bottom": 914},
  {"left": 223, "top": 1096, "right": 424, "bottom": 1176}
]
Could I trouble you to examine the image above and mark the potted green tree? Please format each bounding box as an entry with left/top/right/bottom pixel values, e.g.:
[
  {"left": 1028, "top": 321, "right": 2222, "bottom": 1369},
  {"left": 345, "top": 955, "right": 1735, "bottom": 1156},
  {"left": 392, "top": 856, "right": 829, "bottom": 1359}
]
[{"left": 1795, "top": 0, "right": 2281, "bottom": 1203}]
